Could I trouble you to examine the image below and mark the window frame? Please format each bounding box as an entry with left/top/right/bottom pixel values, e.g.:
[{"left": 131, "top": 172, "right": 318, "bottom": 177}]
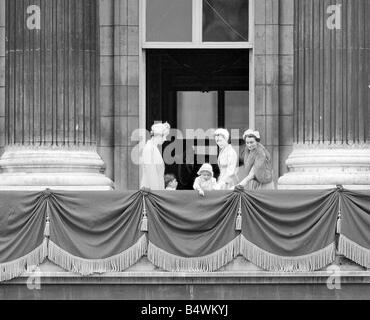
[
  {"left": 138, "top": 0, "right": 255, "bottom": 182},
  {"left": 141, "top": 0, "right": 253, "bottom": 49}
]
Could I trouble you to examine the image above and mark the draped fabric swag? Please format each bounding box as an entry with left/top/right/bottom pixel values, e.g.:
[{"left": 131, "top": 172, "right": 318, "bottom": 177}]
[{"left": 0, "top": 188, "right": 369, "bottom": 281}]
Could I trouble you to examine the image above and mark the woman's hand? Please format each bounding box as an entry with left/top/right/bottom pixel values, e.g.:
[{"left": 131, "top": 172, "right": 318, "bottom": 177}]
[{"left": 217, "top": 181, "right": 226, "bottom": 190}]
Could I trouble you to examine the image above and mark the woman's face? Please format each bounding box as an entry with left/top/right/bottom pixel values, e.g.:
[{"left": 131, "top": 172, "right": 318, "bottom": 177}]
[
  {"left": 245, "top": 137, "right": 258, "bottom": 151},
  {"left": 154, "top": 133, "right": 167, "bottom": 145},
  {"left": 215, "top": 134, "right": 228, "bottom": 148}
]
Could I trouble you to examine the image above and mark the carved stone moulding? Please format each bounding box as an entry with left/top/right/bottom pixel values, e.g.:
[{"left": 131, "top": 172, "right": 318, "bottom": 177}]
[
  {"left": 0, "top": 146, "right": 114, "bottom": 191},
  {"left": 278, "top": 144, "right": 370, "bottom": 190}
]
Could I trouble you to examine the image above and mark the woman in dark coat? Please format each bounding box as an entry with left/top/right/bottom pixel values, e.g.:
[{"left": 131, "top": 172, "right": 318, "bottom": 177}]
[{"left": 237, "top": 129, "right": 275, "bottom": 190}]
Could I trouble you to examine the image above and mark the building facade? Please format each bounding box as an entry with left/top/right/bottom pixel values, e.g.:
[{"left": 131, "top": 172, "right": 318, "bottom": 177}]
[
  {"left": 0, "top": 0, "right": 369, "bottom": 190},
  {"left": 1, "top": 0, "right": 370, "bottom": 300}
]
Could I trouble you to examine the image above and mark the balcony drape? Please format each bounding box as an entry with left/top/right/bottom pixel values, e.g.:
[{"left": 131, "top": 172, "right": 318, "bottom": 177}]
[
  {"left": 0, "top": 188, "right": 369, "bottom": 282},
  {"left": 0, "top": 192, "right": 47, "bottom": 281},
  {"left": 338, "top": 190, "right": 370, "bottom": 268}
]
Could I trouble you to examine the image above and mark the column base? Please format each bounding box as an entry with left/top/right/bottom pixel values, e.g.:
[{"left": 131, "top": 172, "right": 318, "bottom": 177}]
[
  {"left": 278, "top": 144, "right": 370, "bottom": 190},
  {"left": 0, "top": 146, "right": 114, "bottom": 191}
]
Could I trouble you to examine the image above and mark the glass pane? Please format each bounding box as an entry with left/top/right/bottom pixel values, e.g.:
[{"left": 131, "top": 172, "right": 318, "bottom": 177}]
[
  {"left": 146, "top": 0, "right": 192, "bottom": 42},
  {"left": 203, "top": 0, "right": 249, "bottom": 42},
  {"left": 224, "top": 91, "right": 249, "bottom": 132},
  {"left": 177, "top": 91, "right": 218, "bottom": 133},
  {"left": 177, "top": 91, "right": 218, "bottom": 160}
]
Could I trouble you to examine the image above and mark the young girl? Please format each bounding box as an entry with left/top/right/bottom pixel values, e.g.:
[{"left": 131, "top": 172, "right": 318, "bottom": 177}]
[{"left": 193, "top": 163, "right": 218, "bottom": 196}]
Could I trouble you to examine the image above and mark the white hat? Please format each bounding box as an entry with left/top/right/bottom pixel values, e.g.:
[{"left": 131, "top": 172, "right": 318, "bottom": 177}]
[
  {"left": 197, "top": 163, "right": 214, "bottom": 176},
  {"left": 151, "top": 122, "right": 170, "bottom": 136},
  {"left": 214, "top": 128, "right": 230, "bottom": 141},
  {"left": 243, "top": 129, "right": 260, "bottom": 140}
]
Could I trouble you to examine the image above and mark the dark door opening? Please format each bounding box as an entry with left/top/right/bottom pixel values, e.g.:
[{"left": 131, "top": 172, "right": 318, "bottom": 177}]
[{"left": 146, "top": 49, "right": 249, "bottom": 189}]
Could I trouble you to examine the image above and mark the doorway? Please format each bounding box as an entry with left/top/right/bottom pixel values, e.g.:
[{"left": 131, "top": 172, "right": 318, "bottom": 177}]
[{"left": 146, "top": 49, "right": 249, "bottom": 189}]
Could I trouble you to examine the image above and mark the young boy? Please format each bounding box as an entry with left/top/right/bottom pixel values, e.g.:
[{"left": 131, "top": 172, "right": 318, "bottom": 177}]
[
  {"left": 165, "top": 173, "right": 178, "bottom": 190},
  {"left": 193, "top": 163, "right": 218, "bottom": 196}
]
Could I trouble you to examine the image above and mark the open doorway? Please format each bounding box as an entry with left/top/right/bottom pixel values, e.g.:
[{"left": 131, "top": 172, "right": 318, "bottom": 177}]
[{"left": 146, "top": 49, "right": 249, "bottom": 189}]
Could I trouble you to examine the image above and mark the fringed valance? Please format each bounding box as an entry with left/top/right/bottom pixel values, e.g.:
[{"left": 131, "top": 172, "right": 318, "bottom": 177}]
[
  {"left": 337, "top": 190, "right": 370, "bottom": 268},
  {"left": 144, "top": 191, "right": 241, "bottom": 272},
  {"left": 0, "top": 192, "right": 48, "bottom": 281},
  {"left": 0, "top": 187, "right": 369, "bottom": 282}
]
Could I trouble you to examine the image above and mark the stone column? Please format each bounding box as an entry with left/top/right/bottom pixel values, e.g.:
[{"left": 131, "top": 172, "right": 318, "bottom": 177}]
[
  {"left": 0, "top": 0, "right": 113, "bottom": 190},
  {"left": 279, "top": 0, "right": 370, "bottom": 189},
  {"left": 0, "top": 0, "right": 5, "bottom": 155}
]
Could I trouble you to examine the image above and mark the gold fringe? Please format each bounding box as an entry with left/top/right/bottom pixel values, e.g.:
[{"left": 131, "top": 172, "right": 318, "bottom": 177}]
[
  {"left": 147, "top": 236, "right": 240, "bottom": 272},
  {"left": 47, "top": 235, "right": 148, "bottom": 275},
  {"left": 338, "top": 235, "right": 370, "bottom": 268},
  {"left": 240, "top": 235, "right": 335, "bottom": 272},
  {"left": 0, "top": 238, "right": 48, "bottom": 282}
]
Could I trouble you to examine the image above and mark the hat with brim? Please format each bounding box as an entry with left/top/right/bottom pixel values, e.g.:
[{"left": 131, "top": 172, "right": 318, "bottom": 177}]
[
  {"left": 243, "top": 129, "right": 260, "bottom": 140},
  {"left": 197, "top": 163, "right": 214, "bottom": 176},
  {"left": 151, "top": 122, "right": 170, "bottom": 136},
  {"left": 214, "top": 128, "right": 230, "bottom": 141}
]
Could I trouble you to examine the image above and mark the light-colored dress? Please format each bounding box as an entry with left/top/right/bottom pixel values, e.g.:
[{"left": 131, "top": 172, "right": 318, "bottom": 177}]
[
  {"left": 140, "top": 139, "right": 165, "bottom": 190},
  {"left": 217, "top": 144, "right": 238, "bottom": 189},
  {"left": 193, "top": 177, "right": 218, "bottom": 192}
]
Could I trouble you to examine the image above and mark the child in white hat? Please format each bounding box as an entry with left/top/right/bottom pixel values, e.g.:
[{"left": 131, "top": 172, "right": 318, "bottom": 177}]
[{"left": 193, "top": 163, "right": 218, "bottom": 196}]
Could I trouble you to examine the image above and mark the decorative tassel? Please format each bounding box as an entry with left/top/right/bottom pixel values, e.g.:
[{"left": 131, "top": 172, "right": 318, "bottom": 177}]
[
  {"left": 235, "top": 214, "right": 242, "bottom": 231},
  {"left": 235, "top": 196, "right": 242, "bottom": 231},
  {"left": 141, "top": 215, "right": 148, "bottom": 232},
  {"left": 140, "top": 195, "right": 148, "bottom": 232},
  {"left": 336, "top": 196, "right": 342, "bottom": 234},
  {"left": 44, "top": 215, "right": 50, "bottom": 238},
  {"left": 336, "top": 215, "right": 341, "bottom": 234}
]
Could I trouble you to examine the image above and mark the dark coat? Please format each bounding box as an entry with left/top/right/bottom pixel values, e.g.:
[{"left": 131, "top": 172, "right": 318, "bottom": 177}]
[{"left": 243, "top": 143, "right": 273, "bottom": 184}]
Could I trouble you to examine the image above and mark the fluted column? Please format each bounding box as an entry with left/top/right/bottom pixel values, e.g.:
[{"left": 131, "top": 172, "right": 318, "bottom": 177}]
[
  {"left": 0, "top": 0, "right": 113, "bottom": 190},
  {"left": 6, "top": 0, "right": 98, "bottom": 145},
  {"left": 279, "top": 0, "right": 370, "bottom": 189}
]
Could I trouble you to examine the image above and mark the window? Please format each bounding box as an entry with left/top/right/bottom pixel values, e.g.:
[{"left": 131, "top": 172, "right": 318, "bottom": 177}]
[
  {"left": 203, "top": 0, "right": 248, "bottom": 42},
  {"left": 142, "top": 0, "right": 252, "bottom": 48},
  {"left": 146, "top": 0, "right": 193, "bottom": 42}
]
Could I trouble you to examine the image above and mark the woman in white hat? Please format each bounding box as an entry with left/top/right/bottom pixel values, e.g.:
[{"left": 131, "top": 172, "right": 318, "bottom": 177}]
[
  {"left": 214, "top": 128, "right": 238, "bottom": 190},
  {"left": 193, "top": 163, "right": 218, "bottom": 196},
  {"left": 140, "top": 122, "right": 170, "bottom": 190},
  {"left": 237, "top": 129, "right": 275, "bottom": 190}
]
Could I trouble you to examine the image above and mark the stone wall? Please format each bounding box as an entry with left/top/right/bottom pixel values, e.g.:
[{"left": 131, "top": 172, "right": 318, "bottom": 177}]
[
  {"left": 278, "top": 0, "right": 294, "bottom": 177},
  {"left": 254, "top": 0, "right": 294, "bottom": 180},
  {"left": 0, "top": 0, "right": 5, "bottom": 156},
  {"left": 98, "top": 0, "right": 140, "bottom": 190},
  {"left": 98, "top": 0, "right": 295, "bottom": 189}
]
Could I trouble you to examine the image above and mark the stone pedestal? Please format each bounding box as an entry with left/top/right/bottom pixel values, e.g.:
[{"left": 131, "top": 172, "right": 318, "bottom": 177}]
[
  {"left": 0, "top": 146, "right": 113, "bottom": 190},
  {"left": 279, "top": 144, "right": 370, "bottom": 190},
  {"left": 279, "top": 0, "right": 370, "bottom": 189}
]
